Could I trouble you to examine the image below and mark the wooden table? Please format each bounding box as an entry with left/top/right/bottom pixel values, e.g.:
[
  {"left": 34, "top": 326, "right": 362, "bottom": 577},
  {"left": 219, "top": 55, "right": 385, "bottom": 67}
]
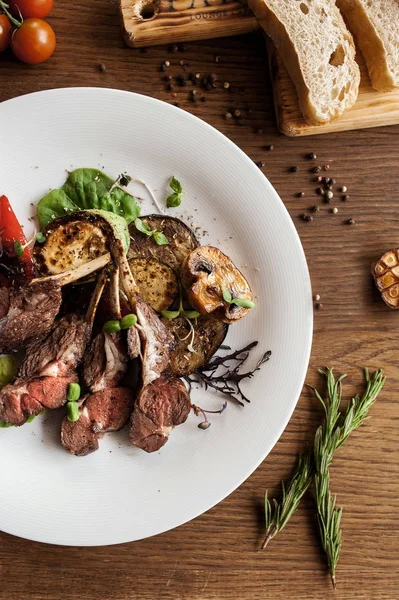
[{"left": 1, "top": 2, "right": 398, "bottom": 599}]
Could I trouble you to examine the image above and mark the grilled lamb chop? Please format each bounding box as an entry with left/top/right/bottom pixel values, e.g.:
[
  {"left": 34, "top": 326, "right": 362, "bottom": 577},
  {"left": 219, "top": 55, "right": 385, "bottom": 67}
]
[
  {"left": 61, "top": 387, "right": 133, "bottom": 456},
  {"left": 0, "top": 253, "right": 110, "bottom": 354},
  {"left": 61, "top": 267, "right": 133, "bottom": 456},
  {"left": 111, "top": 239, "right": 173, "bottom": 386},
  {"left": 0, "top": 269, "right": 107, "bottom": 426},
  {"left": 129, "top": 376, "right": 191, "bottom": 453},
  {"left": 0, "top": 374, "right": 78, "bottom": 426},
  {"left": 111, "top": 240, "right": 192, "bottom": 453},
  {"left": 0, "top": 280, "right": 62, "bottom": 353}
]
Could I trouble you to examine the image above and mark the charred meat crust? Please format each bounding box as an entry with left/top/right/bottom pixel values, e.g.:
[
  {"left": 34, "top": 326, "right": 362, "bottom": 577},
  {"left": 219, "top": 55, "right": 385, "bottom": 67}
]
[
  {"left": 0, "top": 374, "right": 78, "bottom": 426},
  {"left": 82, "top": 331, "right": 128, "bottom": 393},
  {"left": 61, "top": 387, "right": 133, "bottom": 456},
  {"left": 129, "top": 376, "right": 191, "bottom": 453},
  {"left": 0, "top": 280, "right": 62, "bottom": 353},
  {"left": 162, "top": 315, "right": 228, "bottom": 377},
  {"left": 128, "top": 215, "right": 199, "bottom": 272}
]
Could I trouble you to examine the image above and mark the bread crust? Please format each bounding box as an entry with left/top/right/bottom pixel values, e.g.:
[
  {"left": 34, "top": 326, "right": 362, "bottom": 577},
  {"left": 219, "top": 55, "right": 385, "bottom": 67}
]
[
  {"left": 337, "top": 0, "right": 398, "bottom": 92},
  {"left": 248, "top": 0, "right": 360, "bottom": 125}
]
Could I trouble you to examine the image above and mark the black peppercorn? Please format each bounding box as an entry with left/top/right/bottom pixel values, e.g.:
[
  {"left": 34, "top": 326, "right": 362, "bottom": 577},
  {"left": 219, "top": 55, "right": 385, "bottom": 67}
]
[
  {"left": 266, "top": 144, "right": 274, "bottom": 151},
  {"left": 312, "top": 166, "right": 322, "bottom": 173},
  {"left": 297, "top": 191, "right": 305, "bottom": 198},
  {"left": 291, "top": 166, "right": 299, "bottom": 172},
  {"left": 309, "top": 152, "right": 317, "bottom": 159}
]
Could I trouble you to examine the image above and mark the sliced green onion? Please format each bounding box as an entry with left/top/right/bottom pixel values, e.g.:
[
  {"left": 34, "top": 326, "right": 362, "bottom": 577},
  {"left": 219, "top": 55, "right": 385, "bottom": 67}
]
[
  {"left": 120, "top": 313, "right": 137, "bottom": 329},
  {"left": 67, "top": 382, "right": 81, "bottom": 402},
  {"left": 67, "top": 402, "right": 80, "bottom": 422},
  {"left": 0, "top": 421, "right": 14, "bottom": 428},
  {"left": 103, "top": 320, "right": 121, "bottom": 334},
  {"left": 26, "top": 414, "right": 36, "bottom": 423}
]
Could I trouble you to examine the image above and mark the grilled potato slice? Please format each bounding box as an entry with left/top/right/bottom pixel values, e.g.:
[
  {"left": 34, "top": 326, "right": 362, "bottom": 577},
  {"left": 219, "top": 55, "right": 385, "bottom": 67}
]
[
  {"left": 128, "top": 257, "right": 179, "bottom": 313},
  {"left": 372, "top": 248, "right": 399, "bottom": 309},
  {"left": 180, "top": 246, "right": 254, "bottom": 324},
  {"left": 128, "top": 215, "right": 199, "bottom": 272},
  {"left": 161, "top": 315, "right": 228, "bottom": 377},
  {"left": 33, "top": 210, "right": 129, "bottom": 276}
]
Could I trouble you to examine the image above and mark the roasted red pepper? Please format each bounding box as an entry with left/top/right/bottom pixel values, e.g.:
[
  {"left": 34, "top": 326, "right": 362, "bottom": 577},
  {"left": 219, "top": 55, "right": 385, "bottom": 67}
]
[{"left": 0, "top": 194, "right": 34, "bottom": 280}]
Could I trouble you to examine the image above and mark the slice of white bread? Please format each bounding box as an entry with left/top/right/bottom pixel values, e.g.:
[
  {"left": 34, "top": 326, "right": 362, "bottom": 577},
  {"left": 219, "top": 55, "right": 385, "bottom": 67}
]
[
  {"left": 247, "top": 0, "right": 360, "bottom": 125},
  {"left": 337, "top": 0, "right": 399, "bottom": 92}
]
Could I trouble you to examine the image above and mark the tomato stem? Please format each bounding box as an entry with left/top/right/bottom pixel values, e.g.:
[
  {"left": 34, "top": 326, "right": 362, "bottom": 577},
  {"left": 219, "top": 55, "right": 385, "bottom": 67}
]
[{"left": 0, "top": 1, "right": 22, "bottom": 28}]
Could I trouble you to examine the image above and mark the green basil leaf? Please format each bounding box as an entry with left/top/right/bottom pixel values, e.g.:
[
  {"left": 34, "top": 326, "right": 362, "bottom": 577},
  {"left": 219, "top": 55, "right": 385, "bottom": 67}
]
[
  {"left": 221, "top": 285, "right": 232, "bottom": 303},
  {"left": 37, "top": 168, "right": 140, "bottom": 228},
  {"left": 134, "top": 218, "right": 153, "bottom": 237},
  {"left": 169, "top": 176, "right": 182, "bottom": 194},
  {"left": 37, "top": 189, "right": 79, "bottom": 229},
  {"left": 153, "top": 231, "right": 169, "bottom": 246},
  {"left": 166, "top": 192, "right": 182, "bottom": 208}
]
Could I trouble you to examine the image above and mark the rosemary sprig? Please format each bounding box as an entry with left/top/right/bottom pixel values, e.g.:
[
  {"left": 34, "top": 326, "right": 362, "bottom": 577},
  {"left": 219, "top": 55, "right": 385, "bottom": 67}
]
[
  {"left": 261, "top": 368, "right": 385, "bottom": 588},
  {"left": 262, "top": 452, "right": 313, "bottom": 549},
  {"left": 312, "top": 368, "right": 385, "bottom": 587}
]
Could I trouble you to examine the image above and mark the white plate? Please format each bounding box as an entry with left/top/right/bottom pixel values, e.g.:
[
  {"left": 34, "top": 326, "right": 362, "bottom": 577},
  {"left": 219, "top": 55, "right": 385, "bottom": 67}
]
[{"left": 0, "top": 88, "right": 313, "bottom": 546}]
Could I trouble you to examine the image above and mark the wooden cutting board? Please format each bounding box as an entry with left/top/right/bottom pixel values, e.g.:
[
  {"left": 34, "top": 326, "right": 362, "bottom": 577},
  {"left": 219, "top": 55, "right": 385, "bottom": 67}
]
[
  {"left": 267, "top": 39, "right": 399, "bottom": 137},
  {"left": 119, "top": 0, "right": 259, "bottom": 47},
  {"left": 119, "top": 1, "right": 399, "bottom": 137}
]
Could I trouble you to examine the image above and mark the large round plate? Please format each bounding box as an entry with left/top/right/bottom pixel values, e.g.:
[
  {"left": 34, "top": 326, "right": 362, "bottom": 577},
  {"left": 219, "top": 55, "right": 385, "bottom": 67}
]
[{"left": 0, "top": 88, "right": 312, "bottom": 546}]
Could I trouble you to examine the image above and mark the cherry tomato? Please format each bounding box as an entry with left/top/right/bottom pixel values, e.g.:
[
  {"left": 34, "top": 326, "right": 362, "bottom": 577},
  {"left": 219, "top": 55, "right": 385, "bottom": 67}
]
[
  {"left": 9, "top": 0, "right": 53, "bottom": 19},
  {"left": 11, "top": 18, "right": 55, "bottom": 64},
  {"left": 0, "top": 195, "right": 34, "bottom": 279},
  {"left": 0, "top": 14, "right": 12, "bottom": 52}
]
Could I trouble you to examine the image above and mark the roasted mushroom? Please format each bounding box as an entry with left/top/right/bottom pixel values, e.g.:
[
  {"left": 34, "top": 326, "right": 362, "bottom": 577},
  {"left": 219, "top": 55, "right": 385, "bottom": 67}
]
[
  {"left": 128, "top": 215, "right": 199, "bottom": 272},
  {"left": 161, "top": 315, "right": 228, "bottom": 377},
  {"left": 372, "top": 248, "right": 399, "bottom": 308},
  {"left": 128, "top": 257, "right": 179, "bottom": 313},
  {"left": 180, "top": 246, "right": 254, "bottom": 323}
]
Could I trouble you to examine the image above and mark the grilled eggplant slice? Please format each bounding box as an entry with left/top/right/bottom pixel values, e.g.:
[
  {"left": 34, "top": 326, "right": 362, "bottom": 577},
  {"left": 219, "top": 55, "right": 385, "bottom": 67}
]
[
  {"left": 161, "top": 315, "right": 228, "bottom": 376},
  {"left": 180, "top": 246, "right": 254, "bottom": 324},
  {"left": 33, "top": 210, "right": 129, "bottom": 276},
  {"left": 128, "top": 257, "right": 179, "bottom": 313},
  {"left": 128, "top": 215, "right": 199, "bottom": 272}
]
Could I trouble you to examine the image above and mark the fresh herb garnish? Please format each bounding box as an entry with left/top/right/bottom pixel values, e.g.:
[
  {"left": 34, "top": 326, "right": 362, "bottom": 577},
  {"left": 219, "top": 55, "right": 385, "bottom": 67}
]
[
  {"left": 35, "top": 232, "right": 46, "bottom": 243},
  {"left": 192, "top": 400, "right": 227, "bottom": 430},
  {"left": 222, "top": 284, "right": 255, "bottom": 309},
  {"left": 160, "top": 289, "right": 200, "bottom": 321},
  {"left": 0, "top": 355, "right": 20, "bottom": 390},
  {"left": 261, "top": 368, "right": 385, "bottom": 588},
  {"left": 185, "top": 342, "right": 271, "bottom": 407},
  {"left": 166, "top": 176, "right": 183, "bottom": 208},
  {"left": 134, "top": 218, "right": 169, "bottom": 246},
  {"left": 118, "top": 173, "right": 132, "bottom": 187},
  {"left": 13, "top": 241, "right": 24, "bottom": 256},
  {"left": 37, "top": 168, "right": 141, "bottom": 228}
]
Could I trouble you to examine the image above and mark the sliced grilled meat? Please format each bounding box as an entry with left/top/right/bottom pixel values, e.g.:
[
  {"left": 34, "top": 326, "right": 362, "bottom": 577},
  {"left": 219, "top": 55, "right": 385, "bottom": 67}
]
[
  {"left": 0, "top": 287, "right": 10, "bottom": 319},
  {"left": 61, "top": 387, "right": 133, "bottom": 456},
  {"left": 0, "top": 374, "right": 78, "bottom": 426},
  {"left": 127, "top": 325, "right": 141, "bottom": 360},
  {"left": 82, "top": 332, "right": 128, "bottom": 393},
  {"left": 18, "top": 313, "right": 91, "bottom": 380},
  {"left": 129, "top": 376, "right": 191, "bottom": 453},
  {"left": 0, "top": 280, "right": 62, "bottom": 353},
  {"left": 111, "top": 239, "right": 173, "bottom": 387}
]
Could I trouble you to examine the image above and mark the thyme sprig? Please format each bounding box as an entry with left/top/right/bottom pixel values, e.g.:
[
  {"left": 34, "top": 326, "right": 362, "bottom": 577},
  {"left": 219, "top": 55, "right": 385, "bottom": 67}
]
[
  {"left": 185, "top": 342, "right": 271, "bottom": 407},
  {"left": 262, "top": 368, "right": 385, "bottom": 588}
]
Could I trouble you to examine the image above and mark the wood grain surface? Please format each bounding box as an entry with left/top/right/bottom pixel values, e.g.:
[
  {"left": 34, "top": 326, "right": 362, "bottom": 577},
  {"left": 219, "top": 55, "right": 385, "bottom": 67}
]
[{"left": 0, "top": 2, "right": 398, "bottom": 599}]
